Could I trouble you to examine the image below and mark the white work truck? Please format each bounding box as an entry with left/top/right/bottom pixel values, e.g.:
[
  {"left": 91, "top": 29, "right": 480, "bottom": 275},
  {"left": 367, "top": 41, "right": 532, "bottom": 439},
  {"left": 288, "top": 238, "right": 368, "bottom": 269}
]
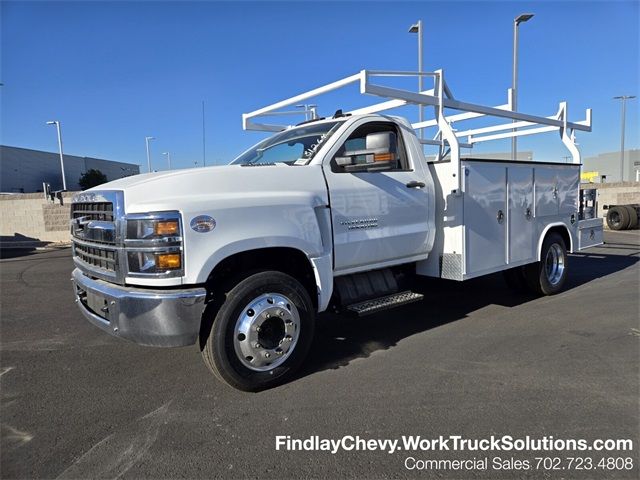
[{"left": 71, "top": 69, "right": 603, "bottom": 391}]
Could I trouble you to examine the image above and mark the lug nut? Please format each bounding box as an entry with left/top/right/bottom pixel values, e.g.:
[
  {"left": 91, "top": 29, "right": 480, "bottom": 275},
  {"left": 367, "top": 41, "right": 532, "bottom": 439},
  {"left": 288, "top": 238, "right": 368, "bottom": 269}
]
[
  {"left": 255, "top": 343, "right": 261, "bottom": 348},
  {"left": 279, "top": 311, "right": 285, "bottom": 317},
  {"left": 256, "top": 326, "right": 261, "bottom": 332},
  {"left": 264, "top": 352, "right": 270, "bottom": 358}
]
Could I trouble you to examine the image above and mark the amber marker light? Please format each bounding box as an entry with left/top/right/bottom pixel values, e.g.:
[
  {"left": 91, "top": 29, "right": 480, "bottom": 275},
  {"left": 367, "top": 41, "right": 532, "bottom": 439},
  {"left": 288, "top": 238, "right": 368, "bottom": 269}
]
[
  {"left": 155, "top": 220, "right": 180, "bottom": 236},
  {"left": 374, "top": 153, "right": 394, "bottom": 162},
  {"left": 156, "top": 253, "right": 182, "bottom": 269}
]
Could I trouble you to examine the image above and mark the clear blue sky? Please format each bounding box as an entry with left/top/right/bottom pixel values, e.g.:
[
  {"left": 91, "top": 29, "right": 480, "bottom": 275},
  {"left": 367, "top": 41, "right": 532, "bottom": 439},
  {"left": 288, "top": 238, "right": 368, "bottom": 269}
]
[{"left": 1, "top": 0, "right": 638, "bottom": 171}]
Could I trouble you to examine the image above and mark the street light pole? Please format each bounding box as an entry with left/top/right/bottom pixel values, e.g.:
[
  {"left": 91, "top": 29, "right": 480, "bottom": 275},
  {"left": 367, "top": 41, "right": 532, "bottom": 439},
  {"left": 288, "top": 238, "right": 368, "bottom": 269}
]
[
  {"left": 46, "top": 120, "right": 67, "bottom": 190},
  {"left": 613, "top": 95, "right": 636, "bottom": 182},
  {"left": 512, "top": 13, "right": 534, "bottom": 161},
  {"left": 162, "top": 151, "right": 172, "bottom": 170},
  {"left": 145, "top": 136, "right": 155, "bottom": 172},
  {"left": 409, "top": 20, "right": 424, "bottom": 140}
]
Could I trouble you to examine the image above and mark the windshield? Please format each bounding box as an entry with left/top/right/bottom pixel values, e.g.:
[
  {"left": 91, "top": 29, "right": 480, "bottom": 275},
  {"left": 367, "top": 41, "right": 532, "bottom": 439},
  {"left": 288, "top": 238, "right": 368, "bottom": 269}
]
[{"left": 231, "top": 121, "right": 341, "bottom": 166}]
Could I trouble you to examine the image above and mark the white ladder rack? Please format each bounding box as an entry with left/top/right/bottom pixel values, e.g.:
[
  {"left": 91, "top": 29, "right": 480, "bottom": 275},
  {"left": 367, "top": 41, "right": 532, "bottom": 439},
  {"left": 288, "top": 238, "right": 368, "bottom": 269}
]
[{"left": 242, "top": 69, "right": 592, "bottom": 192}]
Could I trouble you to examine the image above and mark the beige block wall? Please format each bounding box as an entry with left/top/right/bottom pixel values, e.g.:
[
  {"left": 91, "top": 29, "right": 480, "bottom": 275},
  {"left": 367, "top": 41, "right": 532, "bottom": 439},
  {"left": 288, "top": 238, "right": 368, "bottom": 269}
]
[{"left": 0, "top": 192, "right": 76, "bottom": 243}]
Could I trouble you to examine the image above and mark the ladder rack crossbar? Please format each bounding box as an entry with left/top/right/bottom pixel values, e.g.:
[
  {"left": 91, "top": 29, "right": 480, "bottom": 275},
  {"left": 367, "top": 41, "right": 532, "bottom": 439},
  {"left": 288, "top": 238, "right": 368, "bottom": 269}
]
[
  {"left": 455, "top": 118, "right": 545, "bottom": 137},
  {"left": 348, "top": 89, "right": 435, "bottom": 116},
  {"left": 470, "top": 125, "right": 559, "bottom": 143},
  {"left": 412, "top": 105, "right": 511, "bottom": 129},
  {"left": 243, "top": 72, "right": 362, "bottom": 130},
  {"left": 421, "top": 138, "right": 473, "bottom": 149},
  {"left": 361, "top": 80, "right": 590, "bottom": 132}
]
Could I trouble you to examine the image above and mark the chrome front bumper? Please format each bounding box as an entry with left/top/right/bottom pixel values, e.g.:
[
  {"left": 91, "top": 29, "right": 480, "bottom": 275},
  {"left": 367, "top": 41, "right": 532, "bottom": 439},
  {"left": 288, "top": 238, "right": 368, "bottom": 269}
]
[{"left": 72, "top": 268, "right": 206, "bottom": 347}]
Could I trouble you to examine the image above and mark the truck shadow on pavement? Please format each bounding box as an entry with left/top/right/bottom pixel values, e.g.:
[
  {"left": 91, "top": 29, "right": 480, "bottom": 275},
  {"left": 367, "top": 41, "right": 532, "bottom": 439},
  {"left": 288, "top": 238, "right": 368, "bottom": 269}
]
[
  {"left": 0, "top": 234, "right": 50, "bottom": 259},
  {"left": 298, "top": 247, "right": 639, "bottom": 380}
]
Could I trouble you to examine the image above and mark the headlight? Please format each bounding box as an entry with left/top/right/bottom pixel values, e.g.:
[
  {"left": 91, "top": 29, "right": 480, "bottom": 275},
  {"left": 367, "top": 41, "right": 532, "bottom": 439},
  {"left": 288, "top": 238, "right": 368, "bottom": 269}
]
[
  {"left": 126, "top": 217, "right": 181, "bottom": 240},
  {"left": 126, "top": 251, "right": 182, "bottom": 274},
  {"left": 124, "top": 212, "right": 183, "bottom": 278}
]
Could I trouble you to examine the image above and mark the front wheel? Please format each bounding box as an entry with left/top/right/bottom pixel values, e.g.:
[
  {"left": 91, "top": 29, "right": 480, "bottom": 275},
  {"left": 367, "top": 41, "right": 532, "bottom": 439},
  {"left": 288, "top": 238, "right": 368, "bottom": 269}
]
[
  {"left": 201, "top": 271, "right": 315, "bottom": 391},
  {"left": 523, "top": 232, "right": 568, "bottom": 295}
]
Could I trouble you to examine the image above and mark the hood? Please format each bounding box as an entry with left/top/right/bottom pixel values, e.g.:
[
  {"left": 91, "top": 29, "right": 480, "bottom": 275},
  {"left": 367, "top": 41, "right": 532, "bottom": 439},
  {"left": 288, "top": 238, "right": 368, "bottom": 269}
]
[
  {"left": 95, "top": 164, "right": 232, "bottom": 190},
  {"left": 88, "top": 163, "right": 329, "bottom": 213}
]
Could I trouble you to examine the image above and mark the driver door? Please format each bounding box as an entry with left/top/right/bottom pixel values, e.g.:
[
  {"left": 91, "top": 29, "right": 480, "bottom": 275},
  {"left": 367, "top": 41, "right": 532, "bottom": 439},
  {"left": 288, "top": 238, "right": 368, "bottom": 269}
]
[{"left": 324, "top": 121, "right": 430, "bottom": 273}]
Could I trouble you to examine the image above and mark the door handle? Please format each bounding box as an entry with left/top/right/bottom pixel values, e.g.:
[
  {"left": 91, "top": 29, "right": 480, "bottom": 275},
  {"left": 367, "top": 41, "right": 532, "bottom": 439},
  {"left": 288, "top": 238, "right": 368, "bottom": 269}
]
[{"left": 406, "top": 181, "right": 425, "bottom": 189}]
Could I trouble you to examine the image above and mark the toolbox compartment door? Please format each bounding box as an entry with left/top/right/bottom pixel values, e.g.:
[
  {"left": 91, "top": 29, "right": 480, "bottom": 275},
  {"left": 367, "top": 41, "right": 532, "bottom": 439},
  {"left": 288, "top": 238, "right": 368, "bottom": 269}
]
[
  {"left": 578, "top": 218, "right": 604, "bottom": 250},
  {"left": 534, "top": 167, "right": 559, "bottom": 217},
  {"left": 508, "top": 166, "right": 535, "bottom": 264},
  {"left": 464, "top": 163, "right": 507, "bottom": 275}
]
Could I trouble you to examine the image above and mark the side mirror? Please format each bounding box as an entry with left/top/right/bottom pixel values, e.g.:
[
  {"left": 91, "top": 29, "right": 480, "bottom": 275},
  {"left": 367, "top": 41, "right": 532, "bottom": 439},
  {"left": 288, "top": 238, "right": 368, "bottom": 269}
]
[
  {"left": 335, "top": 156, "right": 353, "bottom": 166},
  {"left": 335, "top": 131, "right": 398, "bottom": 172},
  {"left": 366, "top": 131, "right": 395, "bottom": 155}
]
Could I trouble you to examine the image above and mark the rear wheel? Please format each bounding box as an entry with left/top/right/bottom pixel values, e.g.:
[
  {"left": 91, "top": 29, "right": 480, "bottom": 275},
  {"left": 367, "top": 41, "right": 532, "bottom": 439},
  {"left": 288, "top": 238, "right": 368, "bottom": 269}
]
[
  {"left": 201, "top": 271, "right": 315, "bottom": 391},
  {"left": 606, "top": 206, "right": 631, "bottom": 230},
  {"left": 523, "top": 232, "right": 568, "bottom": 295}
]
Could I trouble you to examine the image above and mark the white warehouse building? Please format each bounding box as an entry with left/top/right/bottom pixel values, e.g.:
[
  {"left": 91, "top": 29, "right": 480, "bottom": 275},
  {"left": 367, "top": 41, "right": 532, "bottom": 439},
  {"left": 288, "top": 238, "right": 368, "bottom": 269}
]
[
  {"left": 581, "top": 149, "right": 640, "bottom": 183},
  {"left": 0, "top": 145, "right": 140, "bottom": 193}
]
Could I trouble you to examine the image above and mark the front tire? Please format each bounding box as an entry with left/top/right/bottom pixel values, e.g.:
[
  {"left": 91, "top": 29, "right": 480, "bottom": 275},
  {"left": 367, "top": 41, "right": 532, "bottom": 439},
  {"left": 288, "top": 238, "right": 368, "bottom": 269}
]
[
  {"left": 201, "top": 271, "right": 315, "bottom": 391},
  {"left": 523, "top": 232, "right": 568, "bottom": 295}
]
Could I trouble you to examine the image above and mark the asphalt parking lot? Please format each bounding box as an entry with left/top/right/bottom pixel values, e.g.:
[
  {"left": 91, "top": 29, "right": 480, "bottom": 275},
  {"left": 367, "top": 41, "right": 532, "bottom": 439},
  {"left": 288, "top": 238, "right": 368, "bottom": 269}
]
[{"left": 1, "top": 230, "right": 639, "bottom": 479}]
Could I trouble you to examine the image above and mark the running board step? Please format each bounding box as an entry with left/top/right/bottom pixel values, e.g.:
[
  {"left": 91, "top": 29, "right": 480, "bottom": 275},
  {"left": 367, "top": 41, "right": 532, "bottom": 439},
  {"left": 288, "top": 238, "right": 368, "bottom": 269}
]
[{"left": 346, "top": 291, "right": 424, "bottom": 317}]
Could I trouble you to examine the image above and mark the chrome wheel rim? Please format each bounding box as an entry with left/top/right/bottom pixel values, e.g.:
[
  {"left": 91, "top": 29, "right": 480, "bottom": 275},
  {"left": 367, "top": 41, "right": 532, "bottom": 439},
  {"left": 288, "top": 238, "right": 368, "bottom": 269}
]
[
  {"left": 545, "top": 243, "right": 565, "bottom": 286},
  {"left": 233, "top": 293, "right": 300, "bottom": 371}
]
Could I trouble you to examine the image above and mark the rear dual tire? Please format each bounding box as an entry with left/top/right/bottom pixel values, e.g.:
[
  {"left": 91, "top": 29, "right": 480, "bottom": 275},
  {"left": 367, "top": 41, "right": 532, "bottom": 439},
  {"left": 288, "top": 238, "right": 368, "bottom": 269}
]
[{"left": 503, "top": 232, "right": 568, "bottom": 296}]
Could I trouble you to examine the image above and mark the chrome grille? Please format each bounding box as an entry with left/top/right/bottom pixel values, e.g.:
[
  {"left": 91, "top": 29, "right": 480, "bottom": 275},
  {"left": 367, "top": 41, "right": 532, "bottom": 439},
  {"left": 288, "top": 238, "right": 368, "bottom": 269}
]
[
  {"left": 71, "top": 191, "right": 124, "bottom": 283},
  {"left": 74, "top": 243, "right": 117, "bottom": 272},
  {"left": 71, "top": 202, "right": 114, "bottom": 221}
]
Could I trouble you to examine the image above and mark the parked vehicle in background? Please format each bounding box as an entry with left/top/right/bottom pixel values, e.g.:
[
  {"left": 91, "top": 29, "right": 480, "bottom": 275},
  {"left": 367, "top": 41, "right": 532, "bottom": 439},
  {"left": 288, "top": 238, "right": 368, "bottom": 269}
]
[
  {"left": 70, "top": 69, "right": 601, "bottom": 391},
  {"left": 605, "top": 204, "right": 639, "bottom": 230}
]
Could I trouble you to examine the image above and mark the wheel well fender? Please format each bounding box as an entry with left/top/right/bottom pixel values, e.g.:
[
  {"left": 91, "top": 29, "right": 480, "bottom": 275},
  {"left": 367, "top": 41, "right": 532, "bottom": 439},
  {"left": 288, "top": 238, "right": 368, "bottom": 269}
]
[
  {"left": 204, "top": 247, "right": 321, "bottom": 311},
  {"left": 537, "top": 223, "right": 572, "bottom": 260}
]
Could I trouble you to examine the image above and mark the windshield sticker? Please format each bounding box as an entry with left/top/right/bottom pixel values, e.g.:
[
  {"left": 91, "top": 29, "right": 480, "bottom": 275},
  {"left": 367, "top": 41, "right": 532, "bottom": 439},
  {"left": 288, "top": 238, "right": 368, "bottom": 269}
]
[{"left": 302, "top": 132, "right": 329, "bottom": 160}]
